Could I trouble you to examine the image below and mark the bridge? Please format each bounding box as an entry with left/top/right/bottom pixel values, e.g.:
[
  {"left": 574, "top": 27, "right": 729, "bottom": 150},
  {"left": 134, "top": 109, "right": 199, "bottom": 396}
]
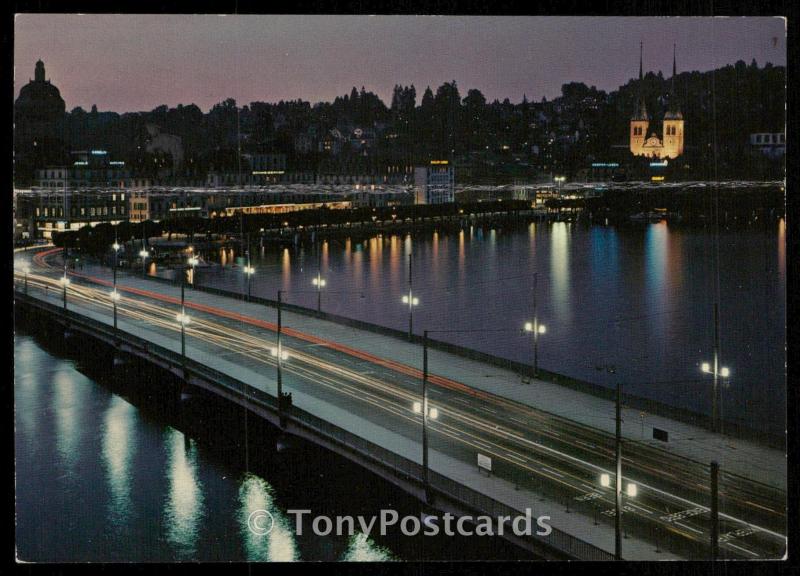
[{"left": 13, "top": 247, "right": 787, "bottom": 560}]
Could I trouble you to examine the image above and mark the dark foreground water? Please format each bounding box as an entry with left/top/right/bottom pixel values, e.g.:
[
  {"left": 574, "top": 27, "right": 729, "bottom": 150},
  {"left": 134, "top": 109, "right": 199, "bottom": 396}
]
[
  {"left": 14, "top": 329, "right": 533, "bottom": 562},
  {"left": 170, "top": 219, "right": 786, "bottom": 435}
]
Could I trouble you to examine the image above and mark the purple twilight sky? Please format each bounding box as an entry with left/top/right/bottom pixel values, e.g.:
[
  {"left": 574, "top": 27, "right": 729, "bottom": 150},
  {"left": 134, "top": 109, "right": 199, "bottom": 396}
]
[{"left": 14, "top": 15, "right": 786, "bottom": 113}]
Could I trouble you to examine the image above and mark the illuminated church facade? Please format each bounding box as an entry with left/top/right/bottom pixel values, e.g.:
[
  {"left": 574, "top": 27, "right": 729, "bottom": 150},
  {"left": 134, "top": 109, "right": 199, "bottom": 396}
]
[{"left": 630, "top": 43, "right": 684, "bottom": 160}]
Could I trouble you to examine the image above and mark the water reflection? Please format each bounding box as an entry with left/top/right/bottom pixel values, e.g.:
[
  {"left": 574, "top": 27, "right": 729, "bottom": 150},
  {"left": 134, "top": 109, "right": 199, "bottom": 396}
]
[
  {"left": 53, "top": 369, "right": 87, "bottom": 480},
  {"left": 550, "top": 223, "right": 571, "bottom": 323},
  {"left": 339, "top": 532, "right": 394, "bottom": 561},
  {"left": 103, "top": 395, "right": 136, "bottom": 528},
  {"left": 238, "top": 473, "right": 298, "bottom": 562},
  {"left": 645, "top": 222, "right": 669, "bottom": 337},
  {"left": 164, "top": 429, "right": 204, "bottom": 558}
]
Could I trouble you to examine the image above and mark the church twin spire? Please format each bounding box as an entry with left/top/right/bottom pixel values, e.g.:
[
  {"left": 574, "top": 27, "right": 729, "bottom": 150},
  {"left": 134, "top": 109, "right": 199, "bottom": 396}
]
[{"left": 633, "top": 42, "right": 681, "bottom": 120}]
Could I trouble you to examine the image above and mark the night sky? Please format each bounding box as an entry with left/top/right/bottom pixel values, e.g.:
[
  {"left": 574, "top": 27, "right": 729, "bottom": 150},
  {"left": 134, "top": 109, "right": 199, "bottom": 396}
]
[{"left": 14, "top": 15, "right": 786, "bottom": 113}]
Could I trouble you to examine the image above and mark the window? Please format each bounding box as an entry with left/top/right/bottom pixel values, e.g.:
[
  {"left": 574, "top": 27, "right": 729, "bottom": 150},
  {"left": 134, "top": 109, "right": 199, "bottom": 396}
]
[{"left": 756, "top": 134, "right": 762, "bottom": 143}]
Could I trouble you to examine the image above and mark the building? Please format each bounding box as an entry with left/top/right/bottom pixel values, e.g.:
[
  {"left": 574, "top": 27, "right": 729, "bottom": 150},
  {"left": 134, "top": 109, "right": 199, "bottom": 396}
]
[
  {"left": 36, "top": 150, "right": 148, "bottom": 188},
  {"left": 414, "top": 161, "right": 455, "bottom": 204},
  {"left": 630, "top": 44, "right": 684, "bottom": 160},
  {"left": 348, "top": 185, "right": 413, "bottom": 208},
  {"left": 14, "top": 60, "right": 67, "bottom": 186},
  {"left": 16, "top": 188, "right": 129, "bottom": 240},
  {"left": 748, "top": 133, "right": 785, "bottom": 159}
]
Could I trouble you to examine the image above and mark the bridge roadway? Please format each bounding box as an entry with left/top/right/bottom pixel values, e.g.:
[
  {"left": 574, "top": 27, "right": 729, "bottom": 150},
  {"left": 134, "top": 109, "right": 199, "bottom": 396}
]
[{"left": 14, "top": 248, "right": 787, "bottom": 560}]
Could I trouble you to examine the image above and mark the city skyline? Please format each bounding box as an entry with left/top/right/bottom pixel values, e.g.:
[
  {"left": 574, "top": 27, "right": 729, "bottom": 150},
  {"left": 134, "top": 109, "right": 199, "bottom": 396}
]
[{"left": 14, "top": 15, "right": 786, "bottom": 113}]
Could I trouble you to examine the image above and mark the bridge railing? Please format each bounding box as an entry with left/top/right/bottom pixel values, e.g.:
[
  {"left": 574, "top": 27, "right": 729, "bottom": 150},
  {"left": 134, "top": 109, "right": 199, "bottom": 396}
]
[{"left": 15, "top": 289, "right": 615, "bottom": 561}]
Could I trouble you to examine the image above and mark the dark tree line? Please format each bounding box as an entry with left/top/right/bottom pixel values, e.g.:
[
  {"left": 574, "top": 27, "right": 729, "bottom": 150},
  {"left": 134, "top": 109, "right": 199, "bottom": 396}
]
[{"left": 45, "top": 59, "right": 785, "bottom": 182}]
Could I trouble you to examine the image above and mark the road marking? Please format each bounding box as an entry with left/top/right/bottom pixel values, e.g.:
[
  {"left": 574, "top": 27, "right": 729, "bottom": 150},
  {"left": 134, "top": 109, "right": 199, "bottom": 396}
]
[
  {"left": 745, "top": 500, "right": 777, "bottom": 513},
  {"left": 727, "top": 542, "right": 760, "bottom": 557},
  {"left": 626, "top": 502, "right": 653, "bottom": 515},
  {"left": 504, "top": 452, "right": 527, "bottom": 463},
  {"left": 674, "top": 521, "right": 703, "bottom": 534},
  {"left": 481, "top": 406, "right": 498, "bottom": 414},
  {"left": 541, "top": 466, "right": 564, "bottom": 478}
]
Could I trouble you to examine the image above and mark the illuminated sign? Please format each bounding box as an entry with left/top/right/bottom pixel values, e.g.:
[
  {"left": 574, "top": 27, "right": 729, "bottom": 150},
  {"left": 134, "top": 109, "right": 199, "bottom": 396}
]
[
  {"left": 651, "top": 176, "right": 665, "bottom": 182},
  {"left": 252, "top": 170, "right": 285, "bottom": 175},
  {"left": 650, "top": 160, "right": 668, "bottom": 167},
  {"left": 74, "top": 161, "right": 88, "bottom": 166},
  {"left": 109, "top": 161, "right": 125, "bottom": 166},
  {"left": 91, "top": 150, "right": 108, "bottom": 155},
  {"left": 430, "top": 160, "right": 449, "bottom": 165},
  {"left": 591, "top": 162, "right": 619, "bottom": 168}
]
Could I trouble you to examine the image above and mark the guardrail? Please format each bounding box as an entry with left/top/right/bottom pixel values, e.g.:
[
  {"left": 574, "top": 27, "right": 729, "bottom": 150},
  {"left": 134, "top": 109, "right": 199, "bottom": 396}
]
[
  {"left": 14, "top": 289, "right": 614, "bottom": 561},
  {"left": 121, "top": 265, "right": 783, "bottom": 450}
]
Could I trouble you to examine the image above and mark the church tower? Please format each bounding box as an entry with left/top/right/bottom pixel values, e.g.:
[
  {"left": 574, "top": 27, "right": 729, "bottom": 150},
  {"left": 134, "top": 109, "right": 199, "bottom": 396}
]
[
  {"left": 629, "top": 42, "right": 649, "bottom": 156},
  {"left": 662, "top": 44, "right": 684, "bottom": 159}
]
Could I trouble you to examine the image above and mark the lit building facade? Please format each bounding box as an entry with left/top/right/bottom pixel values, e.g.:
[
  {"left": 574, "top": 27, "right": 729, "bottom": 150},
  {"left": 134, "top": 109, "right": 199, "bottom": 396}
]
[
  {"left": 414, "top": 161, "right": 455, "bottom": 204},
  {"left": 630, "top": 44, "right": 684, "bottom": 160}
]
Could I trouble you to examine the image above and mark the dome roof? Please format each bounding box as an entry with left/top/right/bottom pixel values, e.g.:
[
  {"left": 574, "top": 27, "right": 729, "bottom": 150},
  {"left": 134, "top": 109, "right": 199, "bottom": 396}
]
[{"left": 15, "top": 61, "right": 66, "bottom": 114}]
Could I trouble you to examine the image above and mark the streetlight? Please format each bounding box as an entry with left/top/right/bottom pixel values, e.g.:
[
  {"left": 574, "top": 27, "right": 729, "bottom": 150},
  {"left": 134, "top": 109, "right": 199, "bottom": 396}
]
[
  {"left": 139, "top": 248, "right": 149, "bottom": 275},
  {"left": 22, "top": 265, "right": 30, "bottom": 294},
  {"left": 110, "top": 289, "right": 121, "bottom": 330},
  {"left": 523, "top": 272, "right": 547, "bottom": 379},
  {"left": 701, "top": 357, "right": 730, "bottom": 434},
  {"left": 60, "top": 274, "right": 70, "bottom": 311},
  {"left": 243, "top": 264, "right": 255, "bottom": 301},
  {"left": 312, "top": 274, "right": 326, "bottom": 312},
  {"left": 700, "top": 303, "right": 731, "bottom": 433},
  {"left": 599, "top": 471, "right": 637, "bottom": 554},
  {"left": 596, "top": 363, "right": 622, "bottom": 559},
  {"left": 188, "top": 255, "right": 199, "bottom": 287},
  {"left": 176, "top": 297, "right": 191, "bottom": 360}
]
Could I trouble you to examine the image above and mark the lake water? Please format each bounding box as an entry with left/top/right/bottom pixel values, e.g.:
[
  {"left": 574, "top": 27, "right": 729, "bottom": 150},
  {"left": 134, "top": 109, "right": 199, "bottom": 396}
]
[
  {"left": 14, "top": 330, "right": 532, "bottom": 562},
  {"left": 186, "top": 219, "right": 786, "bottom": 435}
]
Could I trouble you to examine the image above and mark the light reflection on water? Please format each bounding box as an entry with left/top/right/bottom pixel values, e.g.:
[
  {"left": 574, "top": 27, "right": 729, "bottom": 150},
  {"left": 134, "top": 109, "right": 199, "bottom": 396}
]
[
  {"left": 15, "top": 334, "right": 402, "bottom": 562},
  {"left": 164, "top": 429, "right": 205, "bottom": 558},
  {"left": 190, "top": 220, "right": 785, "bottom": 433}
]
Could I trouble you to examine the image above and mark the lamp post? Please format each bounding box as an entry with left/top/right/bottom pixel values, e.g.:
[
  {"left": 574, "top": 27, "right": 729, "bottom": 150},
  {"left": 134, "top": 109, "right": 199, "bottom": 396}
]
[
  {"left": 244, "top": 262, "right": 256, "bottom": 302},
  {"left": 275, "top": 290, "right": 289, "bottom": 428},
  {"left": 600, "top": 467, "right": 636, "bottom": 560},
  {"left": 23, "top": 265, "right": 30, "bottom": 294},
  {"left": 402, "top": 252, "right": 418, "bottom": 340},
  {"left": 701, "top": 304, "right": 730, "bottom": 433},
  {"left": 312, "top": 273, "right": 326, "bottom": 312},
  {"left": 523, "top": 272, "right": 546, "bottom": 378},
  {"left": 313, "top": 237, "right": 326, "bottom": 313},
  {"left": 710, "top": 461, "right": 720, "bottom": 560},
  {"left": 176, "top": 282, "right": 191, "bottom": 364},
  {"left": 139, "top": 246, "right": 149, "bottom": 276},
  {"left": 188, "top": 255, "right": 199, "bottom": 288},
  {"left": 596, "top": 363, "right": 621, "bottom": 559},
  {"left": 111, "top": 240, "right": 121, "bottom": 329},
  {"left": 60, "top": 274, "right": 70, "bottom": 311}
]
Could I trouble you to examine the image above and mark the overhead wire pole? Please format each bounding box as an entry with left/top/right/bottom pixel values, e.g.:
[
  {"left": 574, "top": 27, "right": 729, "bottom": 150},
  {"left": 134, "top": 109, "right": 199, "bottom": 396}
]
[
  {"left": 422, "top": 330, "right": 430, "bottom": 504},
  {"left": 712, "top": 302, "right": 720, "bottom": 433},
  {"left": 407, "top": 252, "right": 413, "bottom": 340},
  {"left": 711, "top": 460, "right": 720, "bottom": 560},
  {"left": 277, "top": 289, "right": 285, "bottom": 428},
  {"left": 615, "top": 380, "right": 623, "bottom": 561}
]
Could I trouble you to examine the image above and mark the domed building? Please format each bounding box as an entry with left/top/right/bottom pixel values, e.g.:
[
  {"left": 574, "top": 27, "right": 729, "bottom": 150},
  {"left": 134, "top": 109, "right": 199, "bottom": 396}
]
[{"left": 14, "top": 60, "right": 67, "bottom": 185}]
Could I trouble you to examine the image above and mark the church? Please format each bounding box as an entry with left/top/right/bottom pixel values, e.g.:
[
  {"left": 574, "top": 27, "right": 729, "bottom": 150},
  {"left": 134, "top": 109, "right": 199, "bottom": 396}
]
[{"left": 629, "top": 44, "right": 684, "bottom": 160}]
